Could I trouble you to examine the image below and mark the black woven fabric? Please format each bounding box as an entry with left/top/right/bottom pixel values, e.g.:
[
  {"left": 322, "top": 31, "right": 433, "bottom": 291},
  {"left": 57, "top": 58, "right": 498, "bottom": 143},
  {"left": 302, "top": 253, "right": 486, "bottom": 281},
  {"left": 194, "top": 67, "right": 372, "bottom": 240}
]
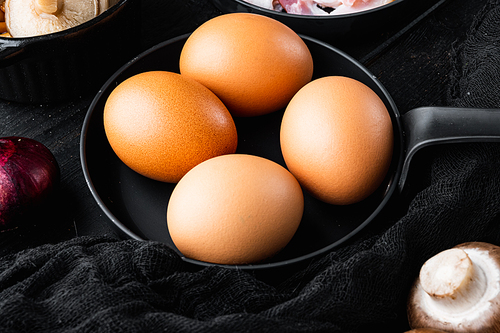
[{"left": 2, "top": 1, "right": 500, "bottom": 332}]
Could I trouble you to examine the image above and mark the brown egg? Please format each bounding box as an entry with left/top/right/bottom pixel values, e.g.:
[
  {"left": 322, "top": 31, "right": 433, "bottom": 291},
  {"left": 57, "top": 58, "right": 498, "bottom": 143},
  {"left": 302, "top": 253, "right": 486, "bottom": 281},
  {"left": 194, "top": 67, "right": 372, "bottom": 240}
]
[
  {"left": 103, "top": 71, "right": 238, "bottom": 183},
  {"left": 166, "top": 154, "right": 304, "bottom": 265},
  {"left": 280, "top": 76, "right": 393, "bottom": 205},
  {"left": 179, "top": 13, "right": 313, "bottom": 117}
]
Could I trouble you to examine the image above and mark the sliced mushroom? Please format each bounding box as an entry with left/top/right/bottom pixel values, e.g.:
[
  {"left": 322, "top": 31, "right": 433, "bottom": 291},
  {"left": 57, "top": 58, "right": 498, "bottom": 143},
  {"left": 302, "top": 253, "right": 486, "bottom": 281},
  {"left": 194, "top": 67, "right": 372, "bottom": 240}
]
[
  {"left": 5, "top": 0, "right": 117, "bottom": 37},
  {"left": 408, "top": 242, "right": 500, "bottom": 332},
  {"left": 405, "top": 329, "right": 449, "bottom": 333},
  {"left": 0, "top": 1, "right": 7, "bottom": 36}
]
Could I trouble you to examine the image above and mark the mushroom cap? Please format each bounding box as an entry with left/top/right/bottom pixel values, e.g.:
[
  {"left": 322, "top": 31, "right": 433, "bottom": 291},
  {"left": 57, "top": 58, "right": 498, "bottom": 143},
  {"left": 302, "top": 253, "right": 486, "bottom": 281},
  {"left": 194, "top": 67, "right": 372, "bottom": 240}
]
[
  {"left": 5, "top": 0, "right": 114, "bottom": 37},
  {"left": 408, "top": 242, "right": 500, "bottom": 332}
]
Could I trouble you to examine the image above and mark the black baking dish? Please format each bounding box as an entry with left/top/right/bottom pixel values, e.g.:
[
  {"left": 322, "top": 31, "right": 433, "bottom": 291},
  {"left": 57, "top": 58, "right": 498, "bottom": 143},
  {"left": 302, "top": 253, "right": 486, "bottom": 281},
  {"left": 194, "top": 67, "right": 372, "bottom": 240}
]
[
  {"left": 0, "top": 0, "right": 141, "bottom": 104},
  {"left": 210, "top": 0, "right": 446, "bottom": 39}
]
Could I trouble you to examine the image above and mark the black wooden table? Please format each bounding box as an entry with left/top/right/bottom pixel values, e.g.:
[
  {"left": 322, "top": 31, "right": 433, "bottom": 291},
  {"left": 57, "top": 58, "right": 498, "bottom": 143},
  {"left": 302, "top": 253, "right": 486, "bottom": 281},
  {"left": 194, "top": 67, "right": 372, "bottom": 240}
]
[
  {"left": 0, "top": 0, "right": 486, "bottom": 325},
  {"left": 0, "top": 0, "right": 479, "bottom": 255}
]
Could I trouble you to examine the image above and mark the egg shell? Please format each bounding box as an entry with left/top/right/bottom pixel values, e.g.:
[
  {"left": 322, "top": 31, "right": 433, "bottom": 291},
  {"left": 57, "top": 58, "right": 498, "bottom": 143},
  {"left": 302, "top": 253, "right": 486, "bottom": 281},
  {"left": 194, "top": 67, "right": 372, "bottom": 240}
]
[
  {"left": 280, "top": 76, "right": 394, "bottom": 205},
  {"left": 103, "top": 71, "right": 238, "bottom": 183},
  {"left": 179, "top": 13, "right": 313, "bottom": 117},
  {"left": 166, "top": 154, "right": 304, "bottom": 265}
]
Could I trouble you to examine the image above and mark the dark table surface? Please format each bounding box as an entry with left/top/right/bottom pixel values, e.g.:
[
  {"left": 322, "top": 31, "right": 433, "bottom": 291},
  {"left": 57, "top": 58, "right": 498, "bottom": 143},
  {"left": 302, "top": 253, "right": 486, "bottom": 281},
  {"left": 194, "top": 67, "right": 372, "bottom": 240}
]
[{"left": 0, "top": 0, "right": 488, "bottom": 325}]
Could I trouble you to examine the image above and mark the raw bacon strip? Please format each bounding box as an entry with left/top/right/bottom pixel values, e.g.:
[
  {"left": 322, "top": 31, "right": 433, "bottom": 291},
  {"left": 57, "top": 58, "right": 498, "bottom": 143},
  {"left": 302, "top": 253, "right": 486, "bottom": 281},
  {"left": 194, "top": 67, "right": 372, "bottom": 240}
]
[
  {"left": 278, "top": 0, "right": 317, "bottom": 15},
  {"left": 257, "top": 0, "right": 394, "bottom": 15}
]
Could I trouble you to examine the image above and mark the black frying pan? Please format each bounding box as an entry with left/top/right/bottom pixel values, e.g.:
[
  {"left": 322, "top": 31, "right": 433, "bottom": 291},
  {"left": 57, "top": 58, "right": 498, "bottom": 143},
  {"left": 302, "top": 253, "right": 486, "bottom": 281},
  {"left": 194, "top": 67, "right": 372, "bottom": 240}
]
[{"left": 80, "top": 34, "right": 500, "bottom": 270}]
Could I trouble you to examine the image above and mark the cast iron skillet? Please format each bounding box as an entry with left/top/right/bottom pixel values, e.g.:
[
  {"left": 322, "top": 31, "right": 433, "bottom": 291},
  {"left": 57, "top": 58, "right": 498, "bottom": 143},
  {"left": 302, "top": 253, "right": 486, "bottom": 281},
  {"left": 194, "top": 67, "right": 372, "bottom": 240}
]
[
  {"left": 0, "top": 0, "right": 141, "bottom": 104},
  {"left": 210, "top": 0, "right": 444, "bottom": 39},
  {"left": 80, "top": 34, "right": 500, "bottom": 270}
]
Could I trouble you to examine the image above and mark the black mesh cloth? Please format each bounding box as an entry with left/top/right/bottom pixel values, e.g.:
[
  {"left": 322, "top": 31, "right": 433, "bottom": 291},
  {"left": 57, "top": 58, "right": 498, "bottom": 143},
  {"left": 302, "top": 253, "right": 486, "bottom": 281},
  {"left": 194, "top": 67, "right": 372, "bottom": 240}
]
[{"left": 2, "top": 1, "right": 500, "bottom": 332}]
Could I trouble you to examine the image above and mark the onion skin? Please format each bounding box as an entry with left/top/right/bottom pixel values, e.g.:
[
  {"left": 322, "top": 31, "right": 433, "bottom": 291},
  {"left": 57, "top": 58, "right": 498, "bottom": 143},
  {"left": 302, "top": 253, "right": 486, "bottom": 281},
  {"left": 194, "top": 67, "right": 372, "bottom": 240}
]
[{"left": 0, "top": 137, "right": 60, "bottom": 230}]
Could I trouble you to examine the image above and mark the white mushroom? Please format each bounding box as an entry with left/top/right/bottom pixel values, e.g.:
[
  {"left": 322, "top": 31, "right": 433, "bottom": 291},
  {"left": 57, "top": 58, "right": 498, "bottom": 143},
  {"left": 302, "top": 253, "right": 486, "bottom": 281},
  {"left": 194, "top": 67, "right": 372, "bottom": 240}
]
[
  {"left": 5, "top": 0, "right": 118, "bottom": 37},
  {"left": 408, "top": 242, "right": 500, "bottom": 332}
]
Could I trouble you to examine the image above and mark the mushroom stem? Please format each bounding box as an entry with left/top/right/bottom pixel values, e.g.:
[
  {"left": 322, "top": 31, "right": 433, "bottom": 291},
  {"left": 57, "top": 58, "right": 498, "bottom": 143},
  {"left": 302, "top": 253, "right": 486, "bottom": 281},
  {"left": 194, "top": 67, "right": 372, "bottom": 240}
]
[
  {"left": 35, "top": 0, "right": 60, "bottom": 15},
  {"left": 419, "top": 248, "right": 487, "bottom": 314},
  {"left": 408, "top": 242, "right": 500, "bottom": 332}
]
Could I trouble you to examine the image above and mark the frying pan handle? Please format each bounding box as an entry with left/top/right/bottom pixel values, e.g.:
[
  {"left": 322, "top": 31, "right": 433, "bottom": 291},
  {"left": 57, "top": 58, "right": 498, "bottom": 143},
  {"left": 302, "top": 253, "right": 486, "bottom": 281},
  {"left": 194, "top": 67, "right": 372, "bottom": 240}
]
[{"left": 399, "top": 106, "right": 500, "bottom": 191}]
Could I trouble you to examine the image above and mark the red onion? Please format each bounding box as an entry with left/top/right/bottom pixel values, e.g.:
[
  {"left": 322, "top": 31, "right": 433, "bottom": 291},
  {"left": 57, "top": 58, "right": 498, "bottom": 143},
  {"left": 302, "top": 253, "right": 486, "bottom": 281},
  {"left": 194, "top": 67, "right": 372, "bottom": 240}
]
[{"left": 0, "top": 137, "right": 60, "bottom": 230}]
